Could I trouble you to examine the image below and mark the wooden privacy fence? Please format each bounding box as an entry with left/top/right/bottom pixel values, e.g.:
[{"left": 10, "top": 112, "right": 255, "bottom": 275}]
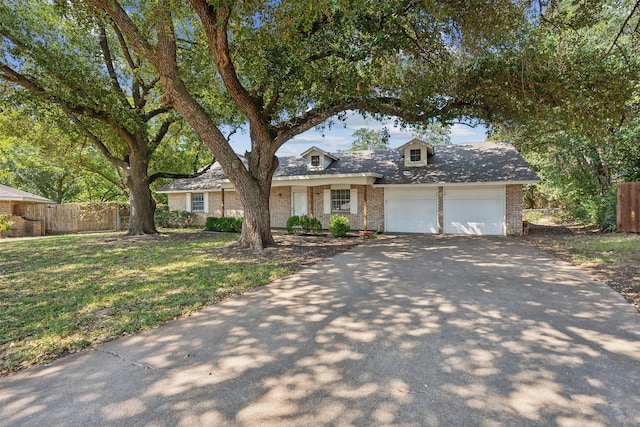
[
  {"left": 21, "top": 203, "right": 127, "bottom": 234},
  {"left": 617, "top": 182, "right": 640, "bottom": 233}
]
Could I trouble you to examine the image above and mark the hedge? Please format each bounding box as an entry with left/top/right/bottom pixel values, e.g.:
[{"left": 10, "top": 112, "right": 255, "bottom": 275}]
[{"left": 205, "top": 216, "right": 243, "bottom": 233}]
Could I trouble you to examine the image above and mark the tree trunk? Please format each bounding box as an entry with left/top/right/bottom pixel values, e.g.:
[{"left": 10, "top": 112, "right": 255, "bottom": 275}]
[
  {"left": 125, "top": 148, "right": 157, "bottom": 235},
  {"left": 229, "top": 151, "right": 278, "bottom": 250},
  {"left": 237, "top": 181, "right": 274, "bottom": 250}
]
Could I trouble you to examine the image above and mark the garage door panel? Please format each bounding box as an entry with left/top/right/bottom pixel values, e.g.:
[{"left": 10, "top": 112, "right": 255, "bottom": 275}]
[
  {"left": 385, "top": 188, "right": 438, "bottom": 233},
  {"left": 446, "top": 187, "right": 503, "bottom": 200},
  {"left": 444, "top": 187, "right": 505, "bottom": 235}
]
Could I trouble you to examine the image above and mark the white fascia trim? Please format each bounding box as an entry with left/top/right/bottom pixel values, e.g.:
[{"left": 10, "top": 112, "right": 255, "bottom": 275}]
[
  {"left": 274, "top": 173, "right": 382, "bottom": 181},
  {"left": 270, "top": 173, "right": 382, "bottom": 187},
  {"left": 156, "top": 188, "right": 220, "bottom": 194},
  {"left": 374, "top": 180, "right": 539, "bottom": 188},
  {"left": 0, "top": 197, "right": 53, "bottom": 203}
]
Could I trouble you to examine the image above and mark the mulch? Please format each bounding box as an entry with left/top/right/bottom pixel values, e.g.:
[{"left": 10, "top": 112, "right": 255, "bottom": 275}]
[{"left": 201, "top": 231, "right": 365, "bottom": 272}]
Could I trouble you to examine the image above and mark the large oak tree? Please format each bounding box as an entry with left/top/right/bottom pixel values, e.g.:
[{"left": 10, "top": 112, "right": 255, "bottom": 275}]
[
  {"left": 83, "top": 0, "right": 539, "bottom": 249},
  {"left": 0, "top": 1, "right": 215, "bottom": 233}
]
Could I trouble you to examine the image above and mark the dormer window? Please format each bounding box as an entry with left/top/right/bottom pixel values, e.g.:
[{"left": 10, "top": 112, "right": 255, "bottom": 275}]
[
  {"left": 301, "top": 146, "right": 338, "bottom": 172},
  {"left": 410, "top": 149, "right": 421, "bottom": 162},
  {"left": 398, "top": 139, "right": 435, "bottom": 168}
]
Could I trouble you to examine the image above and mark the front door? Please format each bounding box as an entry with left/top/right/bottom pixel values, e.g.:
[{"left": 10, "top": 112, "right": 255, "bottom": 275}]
[{"left": 291, "top": 191, "right": 308, "bottom": 216}]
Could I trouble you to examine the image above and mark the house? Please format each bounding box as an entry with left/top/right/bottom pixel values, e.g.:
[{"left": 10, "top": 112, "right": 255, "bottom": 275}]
[
  {"left": 0, "top": 184, "right": 54, "bottom": 237},
  {"left": 157, "top": 140, "right": 540, "bottom": 236}
]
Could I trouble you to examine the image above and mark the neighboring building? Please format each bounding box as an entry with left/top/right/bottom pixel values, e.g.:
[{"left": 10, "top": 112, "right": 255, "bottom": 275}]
[
  {"left": 0, "top": 184, "right": 54, "bottom": 237},
  {"left": 157, "top": 140, "right": 539, "bottom": 236}
]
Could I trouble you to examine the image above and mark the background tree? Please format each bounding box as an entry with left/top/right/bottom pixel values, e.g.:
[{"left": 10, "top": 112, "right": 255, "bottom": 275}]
[
  {"left": 412, "top": 123, "right": 451, "bottom": 145},
  {"left": 0, "top": 1, "right": 215, "bottom": 233},
  {"left": 488, "top": 0, "right": 640, "bottom": 230},
  {"left": 0, "top": 109, "right": 126, "bottom": 203},
  {"left": 84, "top": 0, "right": 544, "bottom": 249},
  {"left": 349, "top": 127, "right": 390, "bottom": 151}
]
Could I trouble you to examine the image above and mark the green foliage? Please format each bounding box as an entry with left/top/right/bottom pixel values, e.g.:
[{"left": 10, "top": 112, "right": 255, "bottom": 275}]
[
  {"left": 5, "top": 0, "right": 639, "bottom": 246},
  {"left": 412, "top": 123, "right": 451, "bottom": 145},
  {"left": 205, "top": 217, "right": 243, "bottom": 233},
  {"left": 300, "top": 215, "right": 322, "bottom": 234},
  {"left": 489, "top": 1, "right": 640, "bottom": 232},
  {"left": 329, "top": 215, "right": 350, "bottom": 237},
  {"left": 287, "top": 215, "right": 322, "bottom": 234},
  {"left": 0, "top": 214, "right": 14, "bottom": 236},
  {"left": 286, "top": 215, "right": 302, "bottom": 234},
  {"left": 154, "top": 206, "right": 196, "bottom": 229},
  {"left": 0, "top": 111, "right": 126, "bottom": 203},
  {"left": 349, "top": 128, "right": 390, "bottom": 151}
]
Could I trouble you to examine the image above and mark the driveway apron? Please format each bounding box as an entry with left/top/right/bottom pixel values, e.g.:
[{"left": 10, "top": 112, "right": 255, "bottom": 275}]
[{"left": 1, "top": 235, "right": 639, "bottom": 426}]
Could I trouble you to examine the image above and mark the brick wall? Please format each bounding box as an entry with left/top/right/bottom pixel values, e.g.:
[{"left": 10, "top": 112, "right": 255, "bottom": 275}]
[
  {"left": 222, "top": 191, "right": 244, "bottom": 218},
  {"left": 168, "top": 193, "right": 186, "bottom": 212},
  {"left": 207, "top": 192, "right": 221, "bottom": 216},
  {"left": 366, "top": 187, "right": 384, "bottom": 232},
  {"left": 270, "top": 187, "right": 291, "bottom": 228},
  {"left": 506, "top": 184, "right": 523, "bottom": 235},
  {"left": 307, "top": 184, "right": 381, "bottom": 231},
  {"left": 167, "top": 184, "right": 524, "bottom": 235},
  {"left": 5, "top": 216, "right": 44, "bottom": 237}
]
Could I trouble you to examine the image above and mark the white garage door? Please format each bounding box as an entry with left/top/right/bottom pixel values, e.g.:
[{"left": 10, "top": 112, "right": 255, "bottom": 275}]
[
  {"left": 385, "top": 188, "right": 438, "bottom": 233},
  {"left": 444, "top": 187, "right": 505, "bottom": 235}
]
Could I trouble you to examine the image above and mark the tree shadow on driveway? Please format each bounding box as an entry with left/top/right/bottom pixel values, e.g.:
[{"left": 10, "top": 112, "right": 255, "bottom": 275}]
[{"left": 1, "top": 235, "right": 639, "bottom": 426}]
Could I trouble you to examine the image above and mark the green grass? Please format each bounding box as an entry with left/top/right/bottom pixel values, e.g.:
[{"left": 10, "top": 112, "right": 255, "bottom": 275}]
[
  {"left": 0, "top": 231, "right": 290, "bottom": 374},
  {"left": 564, "top": 233, "right": 640, "bottom": 265}
]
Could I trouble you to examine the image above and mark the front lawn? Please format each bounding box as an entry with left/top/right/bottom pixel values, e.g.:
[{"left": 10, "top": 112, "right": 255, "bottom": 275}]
[
  {"left": 524, "top": 225, "right": 640, "bottom": 313},
  {"left": 0, "top": 231, "right": 290, "bottom": 375}
]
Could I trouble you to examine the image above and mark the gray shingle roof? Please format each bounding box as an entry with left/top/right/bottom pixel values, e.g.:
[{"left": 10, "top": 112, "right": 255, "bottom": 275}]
[
  {"left": 0, "top": 184, "right": 55, "bottom": 203},
  {"left": 157, "top": 141, "right": 539, "bottom": 192}
]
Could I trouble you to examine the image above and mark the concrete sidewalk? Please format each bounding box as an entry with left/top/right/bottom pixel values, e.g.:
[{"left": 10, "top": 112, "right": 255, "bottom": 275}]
[{"left": 1, "top": 235, "right": 639, "bottom": 426}]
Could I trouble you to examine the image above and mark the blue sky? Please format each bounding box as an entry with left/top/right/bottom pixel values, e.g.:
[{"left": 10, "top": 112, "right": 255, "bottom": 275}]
[{"left": 227, "top": 112, "right": 488, "bottom": 156}]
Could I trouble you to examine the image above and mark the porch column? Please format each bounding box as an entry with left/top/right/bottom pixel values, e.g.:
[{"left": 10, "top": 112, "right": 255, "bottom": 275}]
[
  {"left": 363, "top": 186, "right": 368, "bottom": 231},
  {"left": 308, "top": 187, "right": 314, "bottom": 217},
  {"left": 221, "top": 189, "right": 225, "bottom": 218}
]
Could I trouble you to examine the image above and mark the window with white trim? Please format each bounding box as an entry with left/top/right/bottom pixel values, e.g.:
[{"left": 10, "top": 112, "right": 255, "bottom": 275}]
[
  {"left": 311, "top": 155, "right": 320, "bottom": 167},
  {"left": 331, "top": 189, "right": 351, "bottom": 212},
  {"left": 410, "top": 148, "right": 422, "bottom": 162},
  {"left": 191, "top": 193, "right": 204, "bottom": 211}
]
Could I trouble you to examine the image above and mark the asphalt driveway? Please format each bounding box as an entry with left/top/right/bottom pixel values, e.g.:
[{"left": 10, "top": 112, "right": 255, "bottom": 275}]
[{"left": 1, "top": 235, "right": 639, "bottom": 426}]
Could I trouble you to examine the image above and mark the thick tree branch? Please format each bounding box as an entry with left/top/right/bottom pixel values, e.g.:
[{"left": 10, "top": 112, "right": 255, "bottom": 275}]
[
  {"left": 97, "top": 23, "right": 130, "bottom": 109},
  {"left": 189, "top": 1, "right": 264, "bottom": 126},
  {"left": 81, "top": 161, "right": 127, "bottom": 191},
  {"left": 109, "top": 20, "right": 137, "bottom": 71},
  {"left": 142, "top": 106, "right": 172, "bottom": 122},
  {"left": 148, "top": 118, "right": 176, "bottom": 156},
  {"left": 73, "top": 118, "right": 128, "bottom": 170},
  {"left": 0, "top": 64, "right": 115, "bottom": 124},
  {"left": 273, "top": 94, "right": 475, "bottom": 148},
  {"left": 84, "top": 0, "right": 158, "bottom": 67},
  {"left": 273, "top": 103, "right": 358, "bottom": 148},
  {"left": 139, "top": 76, "right": 161, "bottom": 110},
  {"left": 148, "top": 162, "right": 213, "bottom": 184},
  {"left": 607, "top": 0, "right": 640, "bottom": 56}
]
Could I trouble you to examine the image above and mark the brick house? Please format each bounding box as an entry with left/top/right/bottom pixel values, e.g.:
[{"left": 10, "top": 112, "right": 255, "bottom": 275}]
[
  {"left": 0, "top": 184, "right": 54, "bottom": 237},
  {"left": 157, "top": 140, "right": 539, "bottom": 236}
]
